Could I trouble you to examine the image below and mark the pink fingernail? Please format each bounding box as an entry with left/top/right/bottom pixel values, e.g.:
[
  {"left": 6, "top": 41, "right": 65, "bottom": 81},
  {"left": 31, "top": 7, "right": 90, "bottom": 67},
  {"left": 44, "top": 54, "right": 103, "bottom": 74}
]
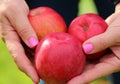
[
  {"left": 29, "top": 37, "right": 38, "bottom": 47},
  {"left": 83, "top": 43, "right": 93, "bottom": 54},
  {"left": 34, "top": 82, "right": 39, "bottom": 84}
]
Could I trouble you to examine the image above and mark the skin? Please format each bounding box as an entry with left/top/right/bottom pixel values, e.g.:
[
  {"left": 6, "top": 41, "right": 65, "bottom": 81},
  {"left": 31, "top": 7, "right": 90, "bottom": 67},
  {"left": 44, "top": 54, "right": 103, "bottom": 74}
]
[
  {"left": 0, "top": 0, "right": 39, "bottom": 83},
  {"left": 67, "top": 3, "right": 120, "bottom": 84},
  {"left": 0, "top": 0, "right": 120, "bottom": 84}
]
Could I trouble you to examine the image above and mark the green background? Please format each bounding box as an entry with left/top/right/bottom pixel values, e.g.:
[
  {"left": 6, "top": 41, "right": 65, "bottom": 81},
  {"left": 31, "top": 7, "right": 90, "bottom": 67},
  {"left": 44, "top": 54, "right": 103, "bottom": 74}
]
[
  {"left": 0, "top": 0, "right": 112, "bottom": 84},
  {"left": 0, "top": 39, "right": 33, "bottom": 84}
]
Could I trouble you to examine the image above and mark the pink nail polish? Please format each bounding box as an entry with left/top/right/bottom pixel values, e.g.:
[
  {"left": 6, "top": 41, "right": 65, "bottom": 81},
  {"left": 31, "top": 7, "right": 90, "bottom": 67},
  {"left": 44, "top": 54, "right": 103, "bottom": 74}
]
[
  {"left": 83, "top": 43, "right": 93, "bottom": 54},
  {"left": 34, "top": 82, "right": 39, "bottom": 84},
  {"left": 29, "top": 37, "right": 38, "bottom": 47}
]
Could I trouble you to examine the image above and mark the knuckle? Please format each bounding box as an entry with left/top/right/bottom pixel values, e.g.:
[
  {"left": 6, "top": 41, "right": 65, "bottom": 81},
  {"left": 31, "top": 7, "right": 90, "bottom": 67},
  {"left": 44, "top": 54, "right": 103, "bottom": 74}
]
[
  {"left": 24, "top": 4, "right": 29, "bottom": 13},
  {"left": 18, "top": 27, "right": 32, "bottom": 37},
  {"left": 0, "top": 25, "right": 15, "bottom": 39},
  {"left": 108, "top": 26, "right": 120, "bottom": 44},
  {"left": 0, "top": 2, "right": 21, "bottom": 16},
  {"left": 98, "top": 36, "right": 108, "bottom": 48},
  {"left": 7, "top": 42, "right": 19, "bottom": 59},
  {"left": 0, "top": 0, "right": 29, "bottom": 14},
  {"left": 6, "top": 4, "right": 19, "bottom": 15}
]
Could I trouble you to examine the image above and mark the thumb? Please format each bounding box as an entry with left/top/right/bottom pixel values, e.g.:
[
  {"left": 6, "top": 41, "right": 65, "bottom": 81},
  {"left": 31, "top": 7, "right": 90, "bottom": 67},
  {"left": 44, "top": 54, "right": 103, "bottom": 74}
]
[{"left": 82, "top": 31, "right": 117, "bottom": 54}]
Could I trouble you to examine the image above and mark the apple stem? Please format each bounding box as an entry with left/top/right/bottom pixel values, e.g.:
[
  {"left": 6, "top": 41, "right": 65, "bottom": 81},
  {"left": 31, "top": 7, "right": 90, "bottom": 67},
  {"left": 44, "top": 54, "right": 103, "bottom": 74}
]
[{"left": 83, "top": 26, "right": 88, "bottom": 31}]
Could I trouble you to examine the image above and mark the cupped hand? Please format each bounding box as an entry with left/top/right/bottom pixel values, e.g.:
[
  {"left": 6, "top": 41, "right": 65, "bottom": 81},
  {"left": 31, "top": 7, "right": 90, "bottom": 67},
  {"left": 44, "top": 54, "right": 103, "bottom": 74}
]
[
  {"left": 0, "top": 0, "right": 39, "bottom": 83},
  {"left": 67, "top": 3, "right": 120, "bottom": 84},
  {"left": 67, "top": 49, "right": 120, "bottom": 84}
]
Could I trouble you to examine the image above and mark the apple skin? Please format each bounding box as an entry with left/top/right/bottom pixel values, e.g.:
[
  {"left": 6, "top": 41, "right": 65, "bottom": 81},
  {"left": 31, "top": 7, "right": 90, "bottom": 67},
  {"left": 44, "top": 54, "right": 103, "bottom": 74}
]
[
  {"left": 34, "top": 32, "right": 86, "bottom": 84},
  {"left": 28, "top": 6, "right": 67, "bottom": 40},
  {"left": 68, "top": 13, "right": 108, "bottom": 59}
]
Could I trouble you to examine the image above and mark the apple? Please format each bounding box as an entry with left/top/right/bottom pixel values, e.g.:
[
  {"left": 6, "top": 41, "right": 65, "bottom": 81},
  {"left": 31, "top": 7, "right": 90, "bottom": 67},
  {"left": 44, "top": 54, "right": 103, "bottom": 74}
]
[
  {"left": 34, "top": 32, "right": 86, "bottom": 84},
  {"left": 28, "top": 6, "right": 67, "bottom": 40},
  {"left": 68, "top": 13, "right": 108, "bottom": 59}
]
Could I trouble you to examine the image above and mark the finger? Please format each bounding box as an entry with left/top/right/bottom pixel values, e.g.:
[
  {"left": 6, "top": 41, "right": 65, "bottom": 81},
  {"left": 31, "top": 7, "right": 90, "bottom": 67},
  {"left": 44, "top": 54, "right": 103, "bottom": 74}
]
[
  {"left": 67, "top": 54, "right": 120, "bottom": 84},
  {"left": 5, "top": 6, "right": 38, "bottom": 48},
  {"left": 3, "top": 26, "right": 39, "bottom": 83},
  {"left": 82, "top": 30, "right": 117, "bottom": 54},
  {"left": 106, "top": 11, "right": 120, "bottom": 25},
  {"left": 6, "top": 40, "right": 40, "bottom": 83},
  {"left": 82, "top": 11, "right": 120, "bottom": 54},
  {"left": 110, "top": 46, "right": 120, "bottom": 59}
]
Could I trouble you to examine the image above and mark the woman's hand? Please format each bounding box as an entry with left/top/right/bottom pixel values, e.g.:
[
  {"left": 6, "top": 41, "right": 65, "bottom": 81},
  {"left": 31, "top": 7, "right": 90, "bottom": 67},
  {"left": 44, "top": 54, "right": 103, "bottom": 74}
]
[
  {"left": 0, "top": 0, "right": 39, "bottom": 83},
  {"left": 67, "top": 3, "right": 120, "bottom": 84},
  {"left": 67, "top": 49, "right": 120, "bottom": 84}
]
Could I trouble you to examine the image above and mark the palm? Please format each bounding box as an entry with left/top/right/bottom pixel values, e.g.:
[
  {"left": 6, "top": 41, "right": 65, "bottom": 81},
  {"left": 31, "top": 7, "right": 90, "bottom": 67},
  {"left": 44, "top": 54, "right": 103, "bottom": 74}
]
[{"left": 68, "top": 47, "right": 120, "bottom": 84}]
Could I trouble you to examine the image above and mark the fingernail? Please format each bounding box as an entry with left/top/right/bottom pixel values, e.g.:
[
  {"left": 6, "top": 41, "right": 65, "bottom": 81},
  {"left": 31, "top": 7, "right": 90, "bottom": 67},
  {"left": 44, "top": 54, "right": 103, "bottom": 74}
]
[
  {"left": 29, "top": 37, "right": 38, "bottom": 47},
  {"left": 83, "top": 43, "right": 93, "bottom": 54},
  {"left": 33, "top": 82, "right": 37, "bottom": 84}
]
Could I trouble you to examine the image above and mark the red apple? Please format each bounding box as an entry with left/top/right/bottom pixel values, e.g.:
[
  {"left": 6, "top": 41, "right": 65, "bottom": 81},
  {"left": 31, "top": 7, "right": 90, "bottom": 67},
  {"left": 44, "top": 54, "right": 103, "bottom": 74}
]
[
  {"left": 28, "top": 6, "right": 67, "bottom": 40},
  {"left": 34, "top": 32, "right": 86, "bottom": 84},
  {"left": 68, "top": 13, "right": 108, "bottom": 59}
]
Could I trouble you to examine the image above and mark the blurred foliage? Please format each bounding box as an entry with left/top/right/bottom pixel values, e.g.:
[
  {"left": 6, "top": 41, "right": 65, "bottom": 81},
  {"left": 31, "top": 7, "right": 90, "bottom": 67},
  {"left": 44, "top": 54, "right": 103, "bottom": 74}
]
[
  {"left": 78, "top": 0, "right": 98, "bottom": 15},
  {"left": 0, "top": 39, "right": 33, "bottom": 84},
  {"left": 91, "top": 77, "right": 112, "bottom": 84}
]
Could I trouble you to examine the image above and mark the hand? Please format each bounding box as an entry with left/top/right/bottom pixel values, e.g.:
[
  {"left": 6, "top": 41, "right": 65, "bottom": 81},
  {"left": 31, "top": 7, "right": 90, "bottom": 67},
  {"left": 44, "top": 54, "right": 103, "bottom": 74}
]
[
  {"left": 0, "top": 0, "right": 39, "bottom": 83},
  {"left": 67, "top": 3, "right": 120, "bottom": 84},
  {"left": 67, "top": 49, "right": 120, "bottom": 84}
]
